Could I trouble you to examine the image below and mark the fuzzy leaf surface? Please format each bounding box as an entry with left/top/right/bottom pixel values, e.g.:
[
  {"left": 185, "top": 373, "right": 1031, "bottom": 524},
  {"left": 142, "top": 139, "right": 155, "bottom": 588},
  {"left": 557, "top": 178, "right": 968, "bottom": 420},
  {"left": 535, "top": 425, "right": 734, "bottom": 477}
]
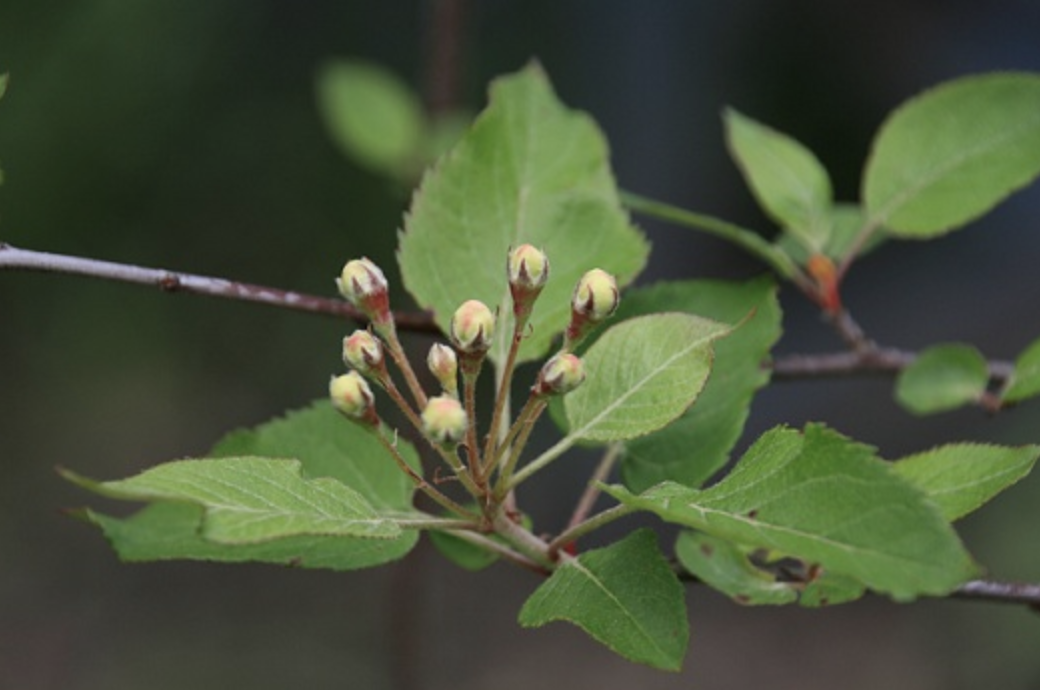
[
  {"left": 210, "top": 401, "right": 419, "bottom": 513},
  {"left": 564, "top": 313, "right": 732, "bottom": 442},
  {"left": 724, "top": 108, "right": 832, "bottom": 249},
  {"left": 895, "top": 344, "right": 989, "bottom": 415},
  {"left": 518, "top": 529, "right": 688, "bottom": 671},
  {"left": 863, "top": 72, "right": 1040, "bottom": 237},
  {"left": 64, "top": 457, "right": 400, "bottom": 543},
  {"left": 675, "top": 531, "right": 797, "bottom": 606},
  {"left": 613, "top": 278, "right": 780, "bottom": 490},
  {"left": 398, "top": 63, "right": 649, "bottom": 364},
  {"left": 892, "top": 443, "right": 1040, "bottom": 521},
  {"left": 1004, "top": 336, "right": 1040, "bottom": 403},
  {"left": 79, "top": 502, "right": 418, "bottom": 571},
  {"left": 606, "top": 425, "right": 978, "bottom": 600},
  {"left": 316, "top": 60, "right": 424, "bottom": 177}
]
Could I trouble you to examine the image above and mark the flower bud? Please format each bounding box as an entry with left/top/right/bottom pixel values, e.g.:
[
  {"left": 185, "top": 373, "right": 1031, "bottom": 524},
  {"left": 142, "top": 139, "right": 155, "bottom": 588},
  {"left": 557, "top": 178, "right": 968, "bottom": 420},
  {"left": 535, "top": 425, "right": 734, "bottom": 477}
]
[
  {"left": 450, "top": 299, "right": 495, "bottom": 354},
  {"left": 329, "top": 371, "right": 377, "bottom": 425},
  {"left": 336, "top": 257, "right": 391, "bottom": 325},
  {"left": 508, "top": 244, "right": 550, "bottom": 291},
  {"left": 572, "top": 269, "right": 619, "bottom": 322},
  {"left": 534, "top": 353, "right": 586, "bottom": 396},
  {"left": 342, "top": 330, "right": 384, "bottom": 375},
  {"left": 421, "top": 395, "right": 467, "bottom": 446},
  {"left": 427, "top": 343, "right": 459, "bottom": 397}
]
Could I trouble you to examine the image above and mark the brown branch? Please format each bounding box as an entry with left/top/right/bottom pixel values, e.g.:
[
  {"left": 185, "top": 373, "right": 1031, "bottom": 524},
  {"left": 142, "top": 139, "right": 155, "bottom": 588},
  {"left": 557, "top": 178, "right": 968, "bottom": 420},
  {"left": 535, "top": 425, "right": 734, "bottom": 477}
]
[
  {"left": 951, "top": 578, "right": 1040, "bottom": 609},
  {"left": 0, "top": 242, "right": 439, "bottom": 333}
]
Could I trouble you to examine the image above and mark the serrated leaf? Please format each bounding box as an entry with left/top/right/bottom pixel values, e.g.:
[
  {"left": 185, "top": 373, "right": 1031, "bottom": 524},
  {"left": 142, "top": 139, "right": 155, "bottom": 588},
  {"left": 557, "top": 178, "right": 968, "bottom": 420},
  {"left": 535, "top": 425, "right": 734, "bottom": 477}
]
[
  {"left": 675, "top": 531, "right": 797, "bottom": 606},
  {"left": 724, "top": 108, "right": 832, "bottom": 249},
  {"left": 564, "top": 313, "right": 732, "bottom": 442},
  {"left": 64, "top": 457, "right": 400, "bottom": 544},
  {"left": 80, "top": 502, "right": 419, "bottom": 571},
  {"left": 1004, "top": 336, "right": 1040, "bottom": 403},
  {"left": 613, "top": 278, "right": 780, "bottom": 490},
  {"left": 606, "top": 424, "right": 978, "bottom": 600},
  {"left": 316, "top": 59, "right": 425, "bottom": 177},
  {"left": 863, "top": 72, "right": 1040, "bottom": 237},
  {"left": 895, "top": 344, "right": 989, "bottom": 415},
  {"left": 210, "top": 401, "right": 419, "bottom": 513},
  {"left": 398, "top": 63, "right": 649, "bottom": 364},
  {"left": 518, "top": 529, "right": 688, "bottom": 671},
  {"left": 891, "top": 443, "right": 1040, "bottom": 521}
]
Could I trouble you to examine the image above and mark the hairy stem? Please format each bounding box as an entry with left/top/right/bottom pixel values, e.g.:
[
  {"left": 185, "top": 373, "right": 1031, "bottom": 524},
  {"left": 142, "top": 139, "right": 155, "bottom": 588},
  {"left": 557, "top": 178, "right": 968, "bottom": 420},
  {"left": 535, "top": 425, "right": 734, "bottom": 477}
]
[
  {"left": 563, "top": 443, "right": 623, "bottom": 532},
  {"left": 547, "top": 504, "right": 635, "bottom": 558},
  {"left": 493, "top": 396, "right": 548, "bottom": 496},
  {"left": 374, "top": 427, "right": 478, "bottom": 520}
]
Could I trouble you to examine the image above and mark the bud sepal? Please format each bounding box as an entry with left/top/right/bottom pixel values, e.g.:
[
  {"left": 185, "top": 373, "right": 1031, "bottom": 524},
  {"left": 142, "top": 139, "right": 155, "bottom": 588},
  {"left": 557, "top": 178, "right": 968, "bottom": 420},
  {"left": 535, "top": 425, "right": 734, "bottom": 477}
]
[
  {"left": 533, "top": 353, "right": 586, "bottom": 397},
  {"left": 507, "top": 244, "right": 550, "bottom": 321},
  {"left": 329, "top": 371, "right": 379, "bottom": 426},
  {"left": 565, "top": 268, "right": 620, "bottom": 350},
  {"left": 336, "top": 257, "right": 391, "bottom": 326},
  {"left": 421, "top": 395, "right": 468, "bottom": 446},
  {"left": 427, "top": 343, "right": 459, "bottom": 398}
]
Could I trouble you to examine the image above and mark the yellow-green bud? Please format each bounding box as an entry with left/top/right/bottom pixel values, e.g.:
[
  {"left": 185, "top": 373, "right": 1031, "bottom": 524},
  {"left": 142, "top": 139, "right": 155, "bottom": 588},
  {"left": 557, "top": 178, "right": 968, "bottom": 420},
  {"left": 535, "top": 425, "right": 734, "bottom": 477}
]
[
  {"left": 342, "top": 330, "right": 384, "bottom": 375},
  {"left": 534, "top": 353, "right": 586, "bottom": 396},
  {"left": 336, "top": 257, "right": 390, "bottom": 324},
  {"left": 508, "top": 244, "right": 550, "bottom": 291},
  {"left": 329, "top": 371, "right": 377, "bottom": 425},
  {"left": 450, "top": 299, "right": 495, "bottom": 354},
  {"left": 421, "top": 395, "right": 467, "bottom": 445},
  {"left": 427, "top": 343, "right": 459, "bottom": 397},
  {"left": 572, "top": 268, "right": 619, "bottom": 322}
]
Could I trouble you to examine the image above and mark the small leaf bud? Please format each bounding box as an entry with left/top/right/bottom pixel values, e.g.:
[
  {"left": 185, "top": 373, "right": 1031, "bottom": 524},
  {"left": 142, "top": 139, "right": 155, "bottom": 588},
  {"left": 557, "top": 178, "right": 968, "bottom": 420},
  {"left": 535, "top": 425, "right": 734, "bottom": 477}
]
[
  {"left": 421, "top": 395, "right": 468, "bottom": 446},
  {"left": 336, "top": 257, "right": 391, "bottom": 325},
  {"left": 534, "top": 353, "right": 586, "bottom": 396},
  {"left": 329, "top": 371, "right": 378, "bottom": 425},
  {"left": 342, "top": 330, "right": 384, "bottom": 375},
  {"left": 450, "top": 299, "right": 495, "bottom": 354},
  {"left": 572, "top": 268, "right": 619, "bottom": 322},
  {"left": 427, "top": 343, "right": 459, "bottom": 397}
]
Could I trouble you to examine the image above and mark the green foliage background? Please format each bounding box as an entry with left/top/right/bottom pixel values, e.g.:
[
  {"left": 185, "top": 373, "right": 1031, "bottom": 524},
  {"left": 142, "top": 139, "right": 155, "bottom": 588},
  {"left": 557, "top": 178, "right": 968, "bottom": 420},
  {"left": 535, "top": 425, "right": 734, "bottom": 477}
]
[{"left": 2, "top": 2, "right": 1040, "bottom": 688}]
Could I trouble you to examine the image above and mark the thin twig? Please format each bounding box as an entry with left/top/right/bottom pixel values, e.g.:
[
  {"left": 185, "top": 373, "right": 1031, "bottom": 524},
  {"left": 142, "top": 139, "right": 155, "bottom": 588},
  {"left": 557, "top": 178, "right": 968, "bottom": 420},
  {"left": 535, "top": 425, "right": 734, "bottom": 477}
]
[
  {"left": 0, "top": 242, "right": 438, "bottom": 332},
  {"left": 564, "top": 443, "right": 623, "bottom": 532},
  {"left": 951, "top": 579, "right": 1040, "bottom": 608}
]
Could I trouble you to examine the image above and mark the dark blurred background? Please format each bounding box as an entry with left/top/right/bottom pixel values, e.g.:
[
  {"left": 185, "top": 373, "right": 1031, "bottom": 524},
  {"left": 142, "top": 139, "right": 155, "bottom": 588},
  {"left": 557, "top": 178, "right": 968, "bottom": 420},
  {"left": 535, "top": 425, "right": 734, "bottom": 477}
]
[{"left": 2, "top": 1, "right": 1039, "bottom": 688}]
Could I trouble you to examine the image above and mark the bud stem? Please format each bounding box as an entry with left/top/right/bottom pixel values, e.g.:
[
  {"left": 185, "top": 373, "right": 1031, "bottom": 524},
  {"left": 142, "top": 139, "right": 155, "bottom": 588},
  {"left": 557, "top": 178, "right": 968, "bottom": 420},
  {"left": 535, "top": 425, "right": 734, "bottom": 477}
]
[
  {"left": 547, "top": 503, "right": 634, "bottom": 560},
  {"left": 377, "top": 321, "right": 429, "bottom": 410},
  {"left": 372, "top": 425, "right": 479, "bottom": 520},
  {"left": 492, "top": 394, "right": 548, "bottom": 498},
  {"left": 482, "top": 315, "right": 528, "bottom": 469},
  {"left": 459, "top": 353, "right": 486, "bottom": 484}
]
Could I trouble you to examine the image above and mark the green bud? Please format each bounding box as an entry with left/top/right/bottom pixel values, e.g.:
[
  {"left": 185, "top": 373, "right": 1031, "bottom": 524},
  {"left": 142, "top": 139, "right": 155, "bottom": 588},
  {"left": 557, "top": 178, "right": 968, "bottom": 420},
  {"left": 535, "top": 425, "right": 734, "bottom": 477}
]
[
  {"left": 450, "top": 299, "right": 495, "bottom": 354},
  {"left": 329, "top": 371, "right": 377, "bottom": 425},
  {"left": 572, "top": 268, "right": 619, "bottom": 322},
  {"left": 336, "top": 257, "right": 391, "bottom": 325},
  {"left": 508, "top": 244, "right": 550, "bottom": 291},
  {"left": 421, "top": 395, "right": 467, "bottom": 445},
  {"left": 427, "top": 343, "right": 459, "bottom": 397},
  {"left": 342, "top": 330, "right": 384, "bottom": 375},
  {"left": 534, "top": 353, "right": 586, "bottom": 396}
]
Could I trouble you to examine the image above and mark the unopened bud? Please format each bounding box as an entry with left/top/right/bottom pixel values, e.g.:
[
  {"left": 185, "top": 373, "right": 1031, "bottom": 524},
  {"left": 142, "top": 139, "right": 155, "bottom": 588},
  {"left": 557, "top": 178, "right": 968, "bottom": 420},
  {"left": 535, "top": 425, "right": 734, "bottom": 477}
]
[
  {"left": 572, "top": 269, "right": 619, "bottom": 322},
  {"left": 508, "top": 244, "right": 550, "bottom": 291},
  {"left": 421, "top": 395, "right": 467, "bottom": 446},
  {"left": 329, "top": 371, "right": 378, "bottom": 425},
  {"left": 342, "top": 330, "right": 384, "bottom": 375},
  {"left": 534, "top": 353, "right": 586, "bottom": 396},
  {"left": 336, "top": 257, "right": 391, "bottom": 325},
  {"left": 427, "top": 343, "right": 459, "bottom": 397},
  {"left": 450, "top": 299, "right": 495, "bottom": 354}
]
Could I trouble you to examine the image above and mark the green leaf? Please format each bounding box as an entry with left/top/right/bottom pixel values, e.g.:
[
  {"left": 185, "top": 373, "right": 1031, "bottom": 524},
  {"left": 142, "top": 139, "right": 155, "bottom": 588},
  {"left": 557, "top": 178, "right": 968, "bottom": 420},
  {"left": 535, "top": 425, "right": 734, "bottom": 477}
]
[
  {"left": 398, "top": 62, "right": 649, "bottom": 364},
  {"left": 895, "top": 344, "right": 989, "bottom": 415},
  {"left": 675, "top": 531, "right": 798, "bottom": 606},
  {"left": 316, "top": 59, "right": 425, "bottom": 177},
  {"left": 564, "top": 313, "right": 732, "bottom": 442},
  {"left": 863, "top": 72, "right": 1040, "bottom": 237},
  {"left": 79, "top": 502, "right": 419, "bottom": 571},
  {"left": 64, "top": 457, "right": 401, "bottom": 543},
  {"left": 1004, "top": 336, "right": 1040, "bottom": 403},
  {"left": 724, "top": 108, "right": 832, "bottom": 250},
  {"left": 606, "top": 425, "right": 978, "bottom": 600},
  {"left": 614, "top": 277, "right": 781, "bottom": 490},
  {"left": 798, "top": 572, "right": 866, "bottom": 608},
  {"left": 775, "top": 204, "right": 885, "bottom": 264},
  {"left": 891, "top": 443, "right": 1040, "bottom": 521},
  {"left": 428, "top": 530, "right": 499, "bottom": 571},
  {"left": 0, "top": 73, "right": 8, "bottom": 101},
  {"left": 210, "top": 401, "right": 420, "bottom": 513},
  {"left": 518, "top": 529, "right": 688, "bottom": 671}
]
